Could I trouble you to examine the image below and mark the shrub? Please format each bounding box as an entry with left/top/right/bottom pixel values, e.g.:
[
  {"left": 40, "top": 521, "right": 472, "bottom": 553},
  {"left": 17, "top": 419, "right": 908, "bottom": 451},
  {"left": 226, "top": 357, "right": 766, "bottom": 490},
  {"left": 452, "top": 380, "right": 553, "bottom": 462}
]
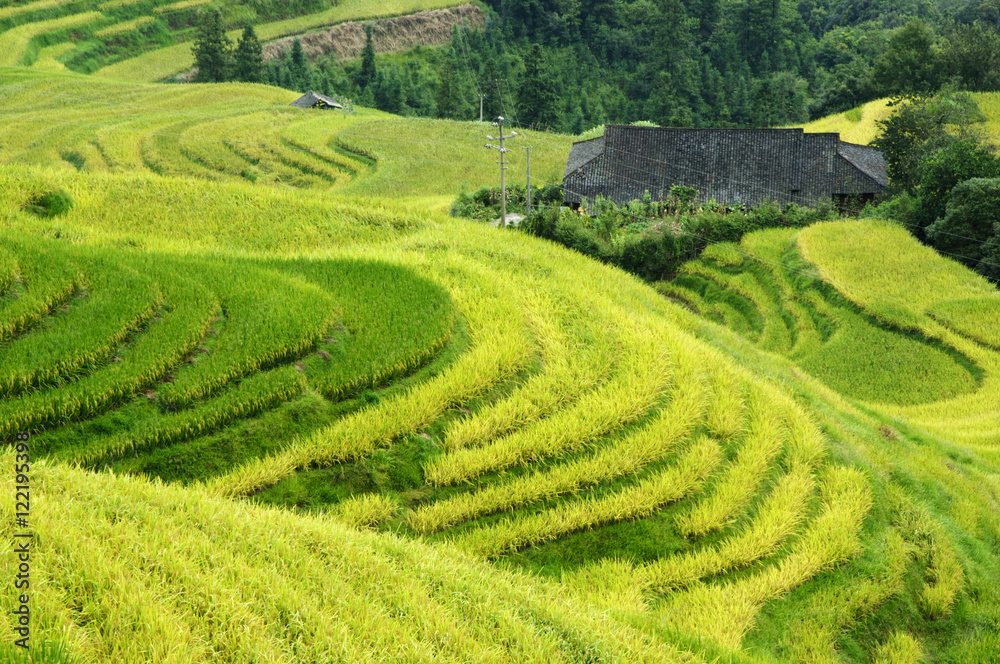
[
  {"left": 23, "top": 189, "right": 74, "bottom": 217},
  {"left": 926, "top": 177, "right": 1000, "bottom": 268}
]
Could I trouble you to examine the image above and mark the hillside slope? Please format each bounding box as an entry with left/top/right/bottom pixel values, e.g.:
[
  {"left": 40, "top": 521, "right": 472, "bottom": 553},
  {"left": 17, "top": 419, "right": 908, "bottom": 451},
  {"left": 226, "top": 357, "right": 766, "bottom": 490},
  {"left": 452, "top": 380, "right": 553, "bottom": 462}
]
[{"left": 0, "top": 72, "right": 997, "bottom": 663}]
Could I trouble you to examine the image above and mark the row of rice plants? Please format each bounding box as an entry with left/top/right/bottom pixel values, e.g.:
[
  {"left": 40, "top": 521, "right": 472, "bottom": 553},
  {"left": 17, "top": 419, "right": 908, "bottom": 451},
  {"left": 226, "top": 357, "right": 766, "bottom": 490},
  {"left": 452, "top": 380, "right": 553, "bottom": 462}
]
[
  {"left": 54, "top": 366, "right": 308, "bottom": 466},
  {"left": 927, "top": 296, "right": 1000, "bottom": 350},
  {"left": 680, "top": 260, "right": 793, "bottom": 353},
  {"left": 276, "top": 257, "right": 456, "bottom": 400},
  {"left": 203, "top": 257, "right": 537, "bottom": 498},
  {"left": 674, "top": 387, "right": 786, "bottom": 537},
  {"left": 642, "top": 464, "right": 817, "bottom": 591},
  {"left": 333, "top": 493, "right": 400, "bottom": 530},
  {"left": 0, "top": 234, "right": 80, "bottom": 342},
  {"left": 451, "top": 437, "right": 724, "bottom": 558},
  {"left": 92, "top": 15, "right": 153, "bottom": 37},
  {"left": 0, "top": 453, "right": 695, "bottom": 663},
  {"left": 440, "top": 276, "right": 627, "bottom": 451},
  {"left": 0, "top": 245, "right": 15, "bottom": 294},
  {"left": 0, "top": 12, "right": 101, "bottom": 66},
  {"left": 776, "top": 528, "right": 914, "bottom": 662},
  {"left": 0, "top": 0, "right": 78, "bottom": 21},
  {"left": 157, "top": 258, "right": 338, "bottom": 408},
  {"left": 408, "top": 341, "right": 710, "bottom": 534},
  {"left": 0, "top": 245, "right": 163, "bottom": 396},
  {"left": 422, "top": 314, "right": 677, "bottom": 486},
  {"left": 739, "top": 229, "right": 825, "bottom": 357},
  {"left": 0, "top": 257, "right": 219, "bottom": 437},
  {"left": 658, "top": 464, "right": 873, "bottom": 650},
  {"left": 626, "top": 380, "right": 828, "bottom": 591}
]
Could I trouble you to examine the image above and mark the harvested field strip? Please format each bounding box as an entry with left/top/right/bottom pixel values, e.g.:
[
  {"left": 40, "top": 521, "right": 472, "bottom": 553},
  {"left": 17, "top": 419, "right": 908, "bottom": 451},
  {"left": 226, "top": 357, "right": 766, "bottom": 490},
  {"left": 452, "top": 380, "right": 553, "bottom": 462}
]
[
  {"left": 282, "top": 137, "right": 366, "bottom": 179},
  {"left": 0, "top": 261, "right": 218, "bottom": 438},
  {"left": 641, "top": 464, "right": 816, "bottom": 592},
  {"left": 451, "top": 437, "right": 723, "bottom": 558},
  {"left": 0, "top": 250, "right": 162, "bottom": 396},
  {"left": 277, "top": 257, "right": 456, "bottom": 400},
  {"left": 54, "top": 367, "right": 308, "bottom": 466},
  {"left": 658, "top": 465, "right": 873, "bottom": 650},
  {"left": 674, "top": 389, "right": 786, "bottom": 537},
  {"left": 409, "top": 345, "right": 709, "bottom": 533},
  {"left": 423, "top": 317, "right": 676, "bottom": 485},
  {"left": 203, "top": 259, "right": 536, "bottom": 498},
  {"left": 0, "top": 12, "right": 101, "bottom": 67},
  {"left": 223, "top": 138, "right": 330, "bottom": 188}
]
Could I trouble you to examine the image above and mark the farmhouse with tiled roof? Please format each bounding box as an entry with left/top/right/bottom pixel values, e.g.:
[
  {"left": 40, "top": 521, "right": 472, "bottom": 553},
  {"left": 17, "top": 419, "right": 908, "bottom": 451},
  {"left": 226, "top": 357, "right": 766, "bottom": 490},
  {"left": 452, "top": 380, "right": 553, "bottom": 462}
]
[{"left": 563, "top": 126, "right": 888, "bottom": 209}]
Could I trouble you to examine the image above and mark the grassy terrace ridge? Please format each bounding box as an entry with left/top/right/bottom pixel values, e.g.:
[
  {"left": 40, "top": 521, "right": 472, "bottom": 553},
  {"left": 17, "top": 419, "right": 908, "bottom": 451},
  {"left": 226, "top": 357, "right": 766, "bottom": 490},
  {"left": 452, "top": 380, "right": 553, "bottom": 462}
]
[{"left": 0, "top": 71, "right": 998, "bottom": 663}]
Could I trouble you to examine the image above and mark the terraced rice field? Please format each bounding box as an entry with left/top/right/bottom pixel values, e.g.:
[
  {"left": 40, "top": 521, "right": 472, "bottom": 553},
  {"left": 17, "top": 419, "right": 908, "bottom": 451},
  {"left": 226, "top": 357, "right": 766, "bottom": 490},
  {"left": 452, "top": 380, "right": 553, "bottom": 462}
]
[
  {"left": 0, "top": 71, "right": 998, "bottom": 663},
  {"left": 0, "top": 0, "right": 471, "bottom": 81},
  {"left": 0, "top": 69, "right": 573, "bottom": 208}
]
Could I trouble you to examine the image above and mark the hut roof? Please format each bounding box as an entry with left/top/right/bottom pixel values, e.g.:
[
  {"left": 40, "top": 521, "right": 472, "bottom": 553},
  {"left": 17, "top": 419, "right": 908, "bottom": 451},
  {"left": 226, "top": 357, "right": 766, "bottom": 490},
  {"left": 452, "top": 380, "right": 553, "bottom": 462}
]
[
  {"left": 290, "top": 91, "right": 343, "bottom": 109},
  {"left": 563, "top": 126, "right": 888, "bottom": 207}
]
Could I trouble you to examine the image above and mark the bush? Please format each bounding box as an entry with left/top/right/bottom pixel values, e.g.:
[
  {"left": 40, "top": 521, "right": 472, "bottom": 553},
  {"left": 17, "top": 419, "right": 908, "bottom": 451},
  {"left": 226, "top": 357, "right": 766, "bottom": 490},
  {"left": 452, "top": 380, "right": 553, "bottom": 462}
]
[
  {"left": 23, "top": 189, "right": 74, "bottom": 218},
  {"left": 926, "top": 177, "right": 1000, "bottom": 269},
  {"left": 914, "top": 139, "right": 1000, "bottom": 231}
]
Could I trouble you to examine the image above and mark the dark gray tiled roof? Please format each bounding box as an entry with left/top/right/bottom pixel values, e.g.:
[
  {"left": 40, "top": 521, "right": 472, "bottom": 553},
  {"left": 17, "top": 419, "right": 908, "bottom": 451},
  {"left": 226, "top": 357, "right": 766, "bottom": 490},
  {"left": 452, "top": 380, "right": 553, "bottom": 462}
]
[
  {"left": 290, "top": 91, "right": 343, "bottom": 109},
  {"left": 563, "top": 135, "right": 604, "bottom": 180},
  {"left": 563, "top": 126, "right": 887, "bottom": 207},
  {"left": 838, "top": 141, "right": 889, "bottom": 187}
]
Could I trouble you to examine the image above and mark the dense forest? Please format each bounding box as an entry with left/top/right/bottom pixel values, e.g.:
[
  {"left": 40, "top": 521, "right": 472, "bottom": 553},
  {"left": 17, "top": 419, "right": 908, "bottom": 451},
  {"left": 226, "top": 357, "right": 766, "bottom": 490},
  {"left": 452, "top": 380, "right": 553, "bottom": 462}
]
[{"left": 261, "top": 0, "right": 1000, "bottom": 132}]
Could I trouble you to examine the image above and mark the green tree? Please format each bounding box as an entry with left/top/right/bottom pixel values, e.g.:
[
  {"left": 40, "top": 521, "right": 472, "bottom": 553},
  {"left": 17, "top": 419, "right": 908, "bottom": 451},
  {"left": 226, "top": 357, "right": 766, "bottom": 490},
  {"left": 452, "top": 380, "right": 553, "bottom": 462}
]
[
  {"left": 436, "top": 60, "right": 461, "bottom": 118},
  {"left": 915, "top": 138, "right": 1000, "bottom": 230},
  {"left": 192, "top": 9, "right": 232, "bottom": 83},
  {"left": 288, "top": 38, "right": 309, "bottom": 91},
  {"left": 232, "top": 25, "right": 264, "bottom": 84},
  {"left": 942, "top": 22, "right": 1000, "bottom": 92},
  {"left": 926, "top": 177, "right": 1000, "bottom": 269},
  {"left": 642, "top": 0, "right": 700, "bottom": 127},
  {"left": 870, "top": 20, "right": 944, "bottom": 96},
  {"left": 871, "top": 92, "right": 985, "bottom": 194},
  {"left": 518, "top": 44, "right": 558, "bottom": 129},
  {"left": 359, "top": 24, "right": 377, "bottom": 90}
]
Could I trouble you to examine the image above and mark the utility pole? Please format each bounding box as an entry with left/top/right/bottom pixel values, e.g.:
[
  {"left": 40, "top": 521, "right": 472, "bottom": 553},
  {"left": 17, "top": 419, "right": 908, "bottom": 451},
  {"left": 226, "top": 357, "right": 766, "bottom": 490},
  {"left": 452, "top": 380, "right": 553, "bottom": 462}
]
[
  {"left": 479, "top": 93, "right": 484, "bottom": 122},
  {"left": 524, "top": 146, "right": 532, "bottom": 214},
  {"left": 486, "top": 116, "right": 516, "bottom": 227}
]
